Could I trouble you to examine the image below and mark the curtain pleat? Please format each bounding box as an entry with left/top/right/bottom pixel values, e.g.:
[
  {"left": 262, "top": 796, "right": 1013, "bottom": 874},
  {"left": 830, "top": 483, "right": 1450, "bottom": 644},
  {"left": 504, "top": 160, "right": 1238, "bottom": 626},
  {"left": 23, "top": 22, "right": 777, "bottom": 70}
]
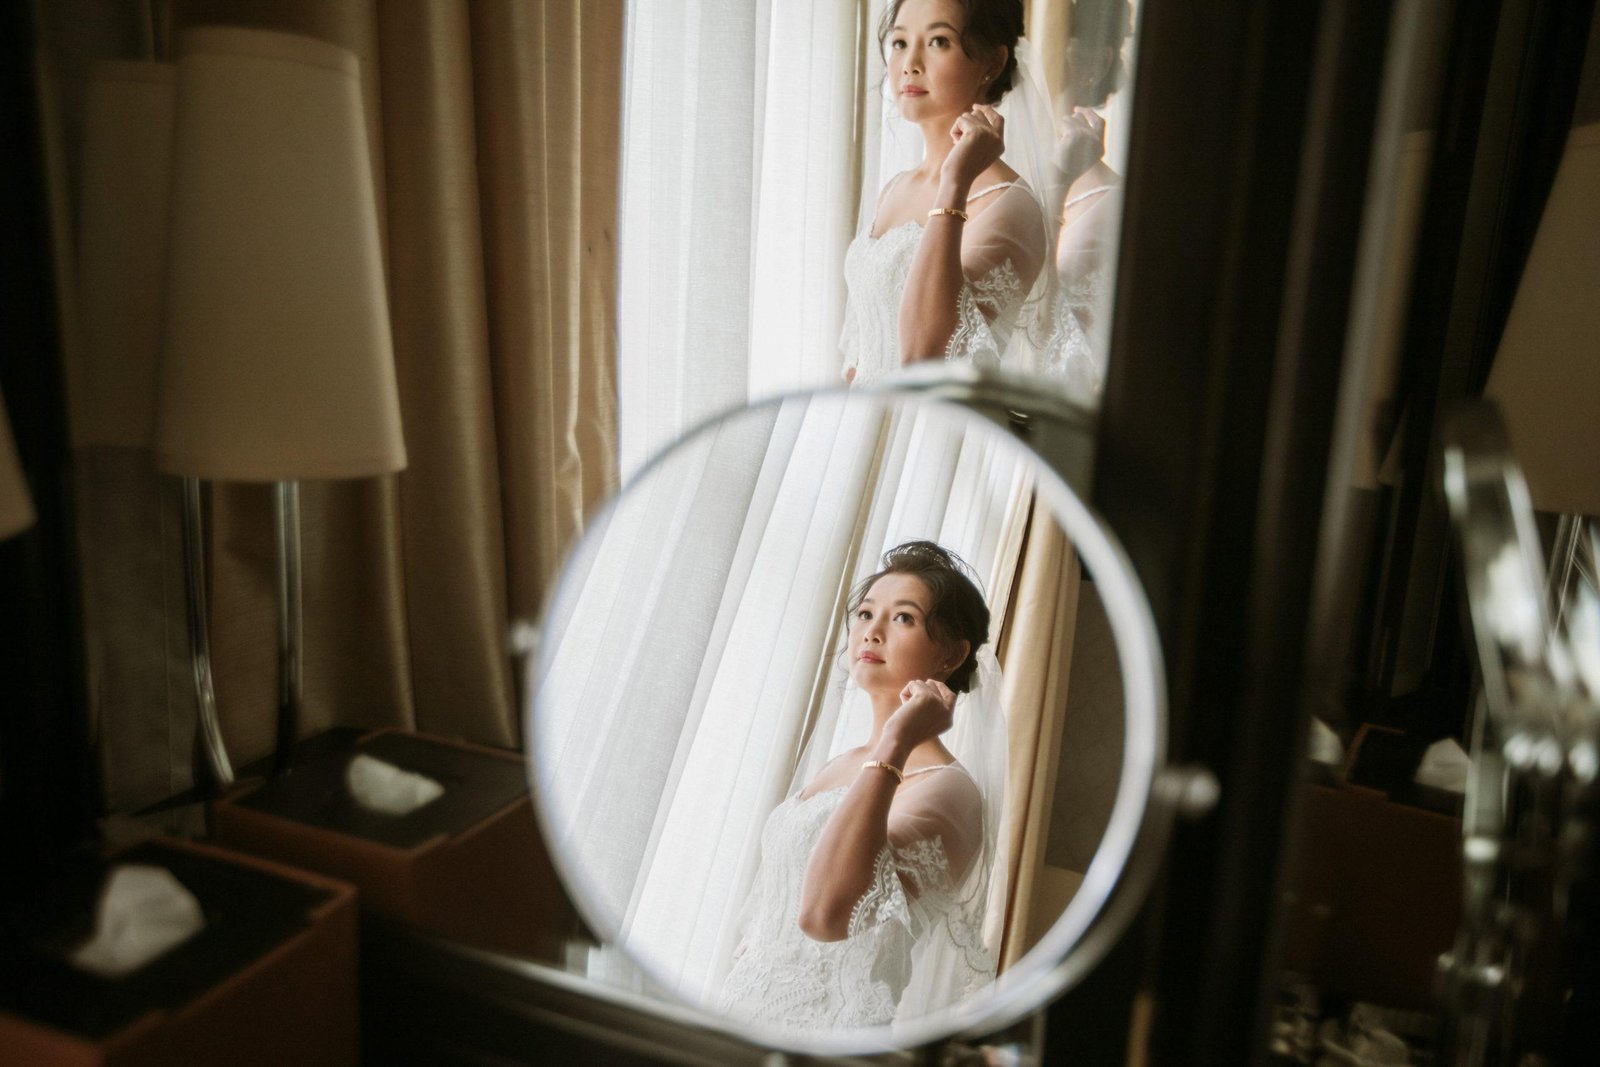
[
  {"left": 616, "top": 0, "right": 882, "bottom": 464},
  {"left": 747, "top": 1, "right": 866, "bottom": 397},
  {"left": 996, "top": 506, "right": 1081, "bottom": 968},
  {"left": 374, "top": 0, "right": 513, "bottom": 745},
  {"left": 1024, "top": 0, "right": 1074, "bottom": 106},
  {"left": 571, "top": 5, "right": 625, "bottom": 545},
  {"left": 472, "top": 0, "right": 620, "bottom": 633},
  {"left": 616, "top": 1, "right": 765, "bottom": 474},
  {"left": 78, "top": 454, "right": 195, "bottom": 810}
]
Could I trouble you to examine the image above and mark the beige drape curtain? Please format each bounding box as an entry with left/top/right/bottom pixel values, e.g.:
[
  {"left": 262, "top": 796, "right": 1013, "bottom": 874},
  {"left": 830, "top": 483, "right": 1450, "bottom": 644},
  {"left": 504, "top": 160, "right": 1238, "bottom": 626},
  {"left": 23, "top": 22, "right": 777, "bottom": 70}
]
[
  {"left": 995, "top": 502, "right": 1082, "bottom": 969},
  {"left": 1023, "top": 0, "right": 1075, "bottom": 105},
  {"left": 79, "top": 0, "right": 619, "bottom": 806}
]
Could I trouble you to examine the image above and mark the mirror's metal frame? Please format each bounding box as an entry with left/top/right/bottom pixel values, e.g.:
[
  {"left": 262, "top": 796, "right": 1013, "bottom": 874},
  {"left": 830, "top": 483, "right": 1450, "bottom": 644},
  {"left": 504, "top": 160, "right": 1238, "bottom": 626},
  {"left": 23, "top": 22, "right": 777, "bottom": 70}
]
[{"left": 523, "top": 382, "right": 1177, "bottom": 1058}]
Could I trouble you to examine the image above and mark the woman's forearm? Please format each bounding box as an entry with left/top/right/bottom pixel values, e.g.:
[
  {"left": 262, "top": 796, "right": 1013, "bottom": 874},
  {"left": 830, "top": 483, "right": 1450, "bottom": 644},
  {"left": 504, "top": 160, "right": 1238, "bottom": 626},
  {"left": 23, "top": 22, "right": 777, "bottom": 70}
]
[
  {"left": 897, "top": 176, "right": 973, "bottom": 365},
  {"left": 796, "top": 732, "right": 915, "bottom": 942}
]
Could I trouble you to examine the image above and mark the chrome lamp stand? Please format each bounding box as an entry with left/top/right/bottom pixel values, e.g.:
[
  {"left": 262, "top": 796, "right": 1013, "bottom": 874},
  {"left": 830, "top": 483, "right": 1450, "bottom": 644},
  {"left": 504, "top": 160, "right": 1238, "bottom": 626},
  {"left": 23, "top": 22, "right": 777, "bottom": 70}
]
[
  {"left": 179, "top": 478, "right": 305, "bottom": 788},
  {"left": 180, "top": 476, "right": 232, "bottom": 789},
  {"left": 272, "top": 480, "right": 303, "bottom": 774}
]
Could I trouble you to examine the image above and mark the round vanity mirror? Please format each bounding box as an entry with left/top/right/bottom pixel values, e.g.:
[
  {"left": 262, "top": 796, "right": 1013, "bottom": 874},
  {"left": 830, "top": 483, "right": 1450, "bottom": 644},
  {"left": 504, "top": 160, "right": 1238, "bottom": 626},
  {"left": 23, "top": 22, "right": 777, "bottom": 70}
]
[{"left": 527, "top": 382, "right": 1170, "bottom": 1054}]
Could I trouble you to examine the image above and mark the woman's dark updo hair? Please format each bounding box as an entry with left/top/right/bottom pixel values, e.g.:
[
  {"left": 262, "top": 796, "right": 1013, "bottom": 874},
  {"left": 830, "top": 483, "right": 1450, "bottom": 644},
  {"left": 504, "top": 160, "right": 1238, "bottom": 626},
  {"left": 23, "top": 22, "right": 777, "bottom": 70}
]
[
  {"left": 847, "top": 541, "right": 991, "bottom": 693},
  {"left": 878, "top": 0, "right": 1027, "bottom": 106},
  {"left": 1069, "top": 0, "right": 1133, "bottom": 107}
]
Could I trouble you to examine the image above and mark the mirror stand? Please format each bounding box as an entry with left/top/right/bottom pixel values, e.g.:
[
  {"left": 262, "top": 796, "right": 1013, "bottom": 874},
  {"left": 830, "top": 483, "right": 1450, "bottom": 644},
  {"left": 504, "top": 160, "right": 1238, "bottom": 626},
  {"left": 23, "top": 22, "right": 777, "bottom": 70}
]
[{"left": 1441, "top": 402, "right": 1600, "bottom": 1063}]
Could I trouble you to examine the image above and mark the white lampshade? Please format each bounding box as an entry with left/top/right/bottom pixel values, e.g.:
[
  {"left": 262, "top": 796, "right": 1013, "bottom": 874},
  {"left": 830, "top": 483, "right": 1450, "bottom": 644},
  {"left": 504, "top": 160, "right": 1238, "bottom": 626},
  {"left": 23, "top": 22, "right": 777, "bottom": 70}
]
[
  {"left": 1486, "top": 123, "right": 1600, "bottom": 517},
  {"left": 0, "top": 389, "right": 36, "bottom": 539},
  {"left": 74, "top": 60, "right": 175, "bottom": 449},
  {"left": 156, "top": 27, "right": 405, "bottom": 481}
]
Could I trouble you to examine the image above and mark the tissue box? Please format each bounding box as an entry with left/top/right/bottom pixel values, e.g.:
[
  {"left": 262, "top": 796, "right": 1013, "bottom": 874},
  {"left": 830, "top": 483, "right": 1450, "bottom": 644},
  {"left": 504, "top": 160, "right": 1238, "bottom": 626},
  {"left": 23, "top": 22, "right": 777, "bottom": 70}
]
[
  {"left": 0, "top": 838, "right": 357, "bottom": 1066},
  {"left": 1282, "top": 783, "right": 1462, "bottom": 1009},
  {"left": 211, "top": 728, "right": 568, "bottom": 959}
]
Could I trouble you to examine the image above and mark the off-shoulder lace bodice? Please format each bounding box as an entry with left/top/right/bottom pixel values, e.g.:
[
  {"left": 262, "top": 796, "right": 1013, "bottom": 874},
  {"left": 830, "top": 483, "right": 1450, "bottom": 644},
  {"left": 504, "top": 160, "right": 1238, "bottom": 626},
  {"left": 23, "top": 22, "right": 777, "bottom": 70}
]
[
  {"left": 840, "top": 180, "right": 1047, "bottom": 388},
  {"left": 718, "top": 767, "right": 993, "bottom": 1031}
]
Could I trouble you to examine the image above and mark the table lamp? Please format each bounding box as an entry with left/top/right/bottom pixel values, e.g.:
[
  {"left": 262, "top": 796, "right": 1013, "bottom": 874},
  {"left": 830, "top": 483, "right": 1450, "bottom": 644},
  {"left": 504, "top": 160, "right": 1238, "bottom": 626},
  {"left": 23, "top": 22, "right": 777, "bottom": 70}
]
[{"left": 155, "top": 26, "right": 405, "bottom": 774}]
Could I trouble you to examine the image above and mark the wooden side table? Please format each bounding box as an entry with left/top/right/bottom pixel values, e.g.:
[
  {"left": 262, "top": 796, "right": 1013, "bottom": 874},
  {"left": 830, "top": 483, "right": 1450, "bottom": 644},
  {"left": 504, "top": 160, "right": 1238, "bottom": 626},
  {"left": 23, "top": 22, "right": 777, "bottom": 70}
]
[{"left": 0, "top": 837, "right": 358, "bottom": 1066}]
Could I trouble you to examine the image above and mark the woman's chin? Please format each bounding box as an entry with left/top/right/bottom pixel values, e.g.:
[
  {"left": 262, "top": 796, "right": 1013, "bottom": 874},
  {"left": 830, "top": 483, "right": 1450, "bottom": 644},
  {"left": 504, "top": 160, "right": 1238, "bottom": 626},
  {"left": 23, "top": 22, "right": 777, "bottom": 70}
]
[
  {"left": 897, "top": 97, "right": 952, "bottom": 124},
  {"left": 850, "top": 664, "right": 901, "bottom": 693}
]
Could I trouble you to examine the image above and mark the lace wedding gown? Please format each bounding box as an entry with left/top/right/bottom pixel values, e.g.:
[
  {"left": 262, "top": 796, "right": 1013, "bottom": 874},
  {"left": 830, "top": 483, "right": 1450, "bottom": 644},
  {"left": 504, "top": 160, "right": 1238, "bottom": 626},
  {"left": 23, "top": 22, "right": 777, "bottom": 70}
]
[
  {"left": 839, "top": 180, "right": 1048, "bottom": 387},
  {"left": 1040, "top": 181, "right": 1120, "bottom": 395},
  {"left": 718, "top": 764, "right": 994, "bottom": 1031}
]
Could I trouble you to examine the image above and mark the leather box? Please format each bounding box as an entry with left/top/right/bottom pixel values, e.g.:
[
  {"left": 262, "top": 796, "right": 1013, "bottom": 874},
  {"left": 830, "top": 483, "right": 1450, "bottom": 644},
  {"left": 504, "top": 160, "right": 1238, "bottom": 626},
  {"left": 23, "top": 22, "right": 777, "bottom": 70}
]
[
  {"left": 0, "top": 837, "right": 357, "bottom": 1066},
  {"left": 211, "top": 728, "right": 567, "bottom": 960},
  {"left": 1282, "top": 782, "right": 1463, "bottom": 1009}
]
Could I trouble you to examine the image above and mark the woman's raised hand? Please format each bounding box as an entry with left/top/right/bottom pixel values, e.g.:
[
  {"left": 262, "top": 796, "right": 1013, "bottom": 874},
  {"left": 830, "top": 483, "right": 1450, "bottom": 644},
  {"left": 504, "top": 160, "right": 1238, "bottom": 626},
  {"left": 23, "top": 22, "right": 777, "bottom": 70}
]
[
  {"left": 942, "top": 104, "right": 1006, "bottom": 190},
  {"left": 1054, "top": 106, "right": 1106, "bottom": 189},
  {"left": 886, "top": 678, "right": 957, "bottom": 750}
]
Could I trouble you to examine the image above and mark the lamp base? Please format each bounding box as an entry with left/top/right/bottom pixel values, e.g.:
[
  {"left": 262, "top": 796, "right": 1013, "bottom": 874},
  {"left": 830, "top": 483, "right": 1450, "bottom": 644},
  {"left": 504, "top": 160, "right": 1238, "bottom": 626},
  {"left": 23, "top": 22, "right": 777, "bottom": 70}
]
[{"left": 271, "top": 480, "right": 302, "bottom": 776}]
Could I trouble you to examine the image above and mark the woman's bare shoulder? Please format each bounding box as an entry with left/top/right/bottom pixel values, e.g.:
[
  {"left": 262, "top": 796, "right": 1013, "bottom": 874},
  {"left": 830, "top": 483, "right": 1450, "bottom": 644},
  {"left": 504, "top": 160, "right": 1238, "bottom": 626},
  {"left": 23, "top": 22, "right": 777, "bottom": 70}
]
[{"left": 986, "top": 160, "right": 1021, "bottom": 185}]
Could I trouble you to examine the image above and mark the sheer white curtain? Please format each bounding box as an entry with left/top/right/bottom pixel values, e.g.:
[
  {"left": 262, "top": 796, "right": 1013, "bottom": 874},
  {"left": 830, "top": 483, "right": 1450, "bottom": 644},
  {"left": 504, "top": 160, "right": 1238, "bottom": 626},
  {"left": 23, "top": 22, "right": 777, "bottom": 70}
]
[
  {"left": 616, "top": 0, "right": 870, "bottom": 476},
  {"left": 537, "top": 394, "right": 885, "bottom": 998},
  {"left": 534, "top": 395, "right": 1035, "bottom": 1003}
]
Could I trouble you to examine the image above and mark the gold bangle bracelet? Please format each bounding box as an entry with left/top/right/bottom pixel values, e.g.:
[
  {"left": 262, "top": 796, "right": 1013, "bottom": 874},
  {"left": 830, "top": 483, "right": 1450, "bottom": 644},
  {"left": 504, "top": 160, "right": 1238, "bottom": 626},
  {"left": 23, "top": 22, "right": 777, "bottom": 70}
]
[
  {"left": 927, "top": 206, "right": 969, "bottom": 221},
  {"left": 861, "top": 759, "right": 905, "bottom": 784}
]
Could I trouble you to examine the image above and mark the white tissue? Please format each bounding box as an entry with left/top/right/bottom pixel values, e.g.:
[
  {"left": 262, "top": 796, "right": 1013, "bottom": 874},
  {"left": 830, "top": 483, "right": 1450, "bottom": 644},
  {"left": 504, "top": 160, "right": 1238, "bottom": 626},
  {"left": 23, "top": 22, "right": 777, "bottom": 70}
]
[
  {"left": 1308, "top": 717, "right": 1345, "bottom": 765},
  {"left": 70, "top": 864, "right": 205, "bottom": 978},
  {"left": 1414, "top": 738, "right": 1472, "bottom": 793},
  {"left": 345, "top": 753, "right": 445, "bottom": 816}
]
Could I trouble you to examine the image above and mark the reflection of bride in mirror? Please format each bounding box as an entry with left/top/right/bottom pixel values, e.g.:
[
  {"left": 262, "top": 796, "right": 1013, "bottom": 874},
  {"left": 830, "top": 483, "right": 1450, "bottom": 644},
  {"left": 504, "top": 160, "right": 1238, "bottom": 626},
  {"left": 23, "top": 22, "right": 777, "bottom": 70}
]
[
  {"left": 1041, "top": 0, "right": 1132, "bottom": 393},
  {"left": 720, "top": 542, "right": 1008, "bottom": 1030},
  {"left": 841, "top": 0, "right": 1053, "bottom": 387}
]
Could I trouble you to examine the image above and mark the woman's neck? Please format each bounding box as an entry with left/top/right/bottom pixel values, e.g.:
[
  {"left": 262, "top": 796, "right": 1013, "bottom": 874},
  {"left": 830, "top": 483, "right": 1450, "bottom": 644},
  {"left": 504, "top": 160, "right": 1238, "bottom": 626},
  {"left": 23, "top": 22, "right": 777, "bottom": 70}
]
[
  {"left": 863, "top": 688, "right": 947, "bottom": 766},
  {"left": 866, "top": 689, "right": 902, "bottom": 738},
  {"left": 915, "top": 116, "right": 957, "bottom": 183}
]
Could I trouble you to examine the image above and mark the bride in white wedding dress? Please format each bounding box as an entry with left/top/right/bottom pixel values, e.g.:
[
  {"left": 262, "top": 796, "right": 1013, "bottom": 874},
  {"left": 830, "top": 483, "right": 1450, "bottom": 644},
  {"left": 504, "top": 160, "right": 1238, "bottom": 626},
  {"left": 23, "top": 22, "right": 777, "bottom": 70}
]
[
  {"left": 719, "top": 542, "right": 1008, "bottom": 1031},
  {"left": 1039, "top": 0, "right": 1133, "bottom": 396},
  {"left": 840, "top": 0, "right": 1051, "bottom": 387}
]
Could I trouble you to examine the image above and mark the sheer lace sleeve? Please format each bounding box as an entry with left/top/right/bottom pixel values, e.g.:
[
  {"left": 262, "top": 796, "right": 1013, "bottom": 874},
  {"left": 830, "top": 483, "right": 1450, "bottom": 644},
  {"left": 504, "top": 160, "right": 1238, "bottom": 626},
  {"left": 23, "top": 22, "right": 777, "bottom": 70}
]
[
  {"left": 845, "top": 767, "right": 985, "bottom": 940},
  {"left": 1043, "top": 186, "right": 1120, "bottom": 391},
  {"left": 717, "top": 769, "right": 992, "bottom": 1030},
  {"left": 946, "top": 183, "right": 1049, "bottom": 366},
  {"left": 840, "top": 180, "right": 1050, "bottom": 387}
]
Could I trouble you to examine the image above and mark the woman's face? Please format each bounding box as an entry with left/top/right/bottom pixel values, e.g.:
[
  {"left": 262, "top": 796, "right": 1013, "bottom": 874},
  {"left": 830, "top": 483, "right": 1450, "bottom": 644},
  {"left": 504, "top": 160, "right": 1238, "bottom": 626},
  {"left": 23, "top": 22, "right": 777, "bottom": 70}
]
[
  {"left": 848, "top": 572, "right": 966, "bottom": 694},
  {"left": 885, "top": 0, "right": 995, "bottom": 123}
]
